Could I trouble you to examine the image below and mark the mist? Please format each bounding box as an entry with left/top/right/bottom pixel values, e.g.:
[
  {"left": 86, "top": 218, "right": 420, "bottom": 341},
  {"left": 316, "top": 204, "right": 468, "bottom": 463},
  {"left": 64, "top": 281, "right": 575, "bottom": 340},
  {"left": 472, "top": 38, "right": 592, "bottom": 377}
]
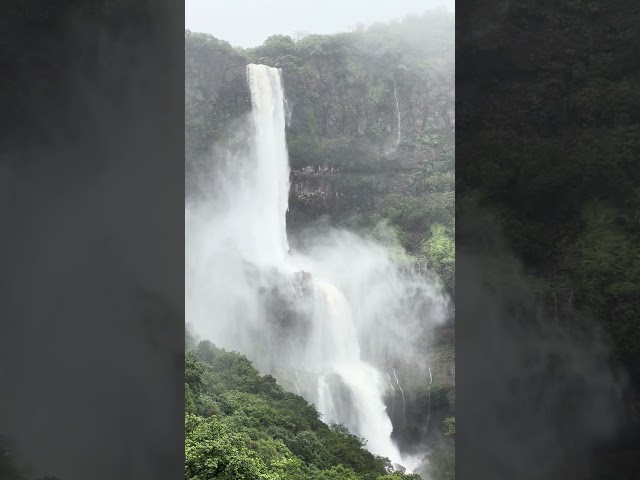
[
  {"left": 185, "top": 0, "right": 454, "bottom": 48},
  {"left": 456, "top": 201, "right": 627, "bottom": 480}
]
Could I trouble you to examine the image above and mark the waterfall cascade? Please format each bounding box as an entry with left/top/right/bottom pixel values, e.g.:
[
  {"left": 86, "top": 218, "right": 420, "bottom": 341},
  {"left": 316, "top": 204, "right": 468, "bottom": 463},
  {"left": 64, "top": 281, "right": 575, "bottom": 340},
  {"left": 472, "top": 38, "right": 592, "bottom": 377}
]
[
  {"left": 186, "top": 63, "right": 448, "bottom": 472},
  {"left": 245, "top": 64, "right": 401, "bottom": 463}
]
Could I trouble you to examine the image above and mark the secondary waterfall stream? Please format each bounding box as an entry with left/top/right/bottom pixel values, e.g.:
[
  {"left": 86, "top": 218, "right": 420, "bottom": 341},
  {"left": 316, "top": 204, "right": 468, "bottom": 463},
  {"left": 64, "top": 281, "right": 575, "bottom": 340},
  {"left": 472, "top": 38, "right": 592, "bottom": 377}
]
[
  {"left": 186, "top": 64, "right": 449, "bottom": 471},
  {"left": 392, "top": 76, "right": 401, "bottom": 147}
]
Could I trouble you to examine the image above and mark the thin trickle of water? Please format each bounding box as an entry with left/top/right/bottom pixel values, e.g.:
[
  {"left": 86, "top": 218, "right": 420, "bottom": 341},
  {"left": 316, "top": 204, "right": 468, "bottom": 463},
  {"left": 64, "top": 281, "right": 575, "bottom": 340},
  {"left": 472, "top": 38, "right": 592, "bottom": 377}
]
[
  {"left": 292, "top": 378, "right": 301, "bottom": 395},
  {"left": 317, "top": 375, "right": 336, "bottom": 423},
  {"left": 426, "top": 366, "right": 433, "bottom": 434},
  {"left": 387, "top": 372, "right": 396, "bottom": 423},
  {"left": 392, "top": 77, "right": 401, "bottom": 147},
  {"left": 393, "top": 367, "right": 406, "bottom": 416},
  {"left": 295, "top": 371, "right": 306, "bottom": 395},
  {"left": 387, "top": 373, "right": 395, "bottom": 392}
]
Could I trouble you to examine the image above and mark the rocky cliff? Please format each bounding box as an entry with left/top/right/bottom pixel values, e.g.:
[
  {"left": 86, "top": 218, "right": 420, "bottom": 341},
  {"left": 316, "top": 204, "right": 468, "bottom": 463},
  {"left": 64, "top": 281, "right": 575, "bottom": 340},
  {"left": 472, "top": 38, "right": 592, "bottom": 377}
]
[
  {"left": 185, "top": 13, "right": 454, "bottom": 289},
  {"left": 185, "top": 14, "right": 455, "bottom": 467}
]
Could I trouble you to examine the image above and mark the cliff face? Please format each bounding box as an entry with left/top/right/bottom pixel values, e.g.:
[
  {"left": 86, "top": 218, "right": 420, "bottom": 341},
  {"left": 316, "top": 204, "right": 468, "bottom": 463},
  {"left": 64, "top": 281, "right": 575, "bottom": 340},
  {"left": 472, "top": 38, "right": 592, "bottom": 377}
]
[
  {"left": 185, "top": 14, "right": 454, "bottom": 228},
  {"left": 185, "top": 33, "right": 250, "bottom": 157}
]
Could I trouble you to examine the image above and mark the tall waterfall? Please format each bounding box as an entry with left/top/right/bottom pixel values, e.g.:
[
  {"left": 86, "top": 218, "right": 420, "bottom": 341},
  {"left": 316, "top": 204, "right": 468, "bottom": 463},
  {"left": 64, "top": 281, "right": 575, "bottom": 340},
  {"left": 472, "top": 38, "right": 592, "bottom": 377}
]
[
  {"left": 245, "top": 64, "right": 400, "bottom": 462},
  {"left": 186, "top": 63, "right": 448, "bottom": 471},
  {"left": 245, "top": 65, "right": 290, "bottom": 265},
  {"left": 222, "top": 65, "right": 289, "bottom": 265}
]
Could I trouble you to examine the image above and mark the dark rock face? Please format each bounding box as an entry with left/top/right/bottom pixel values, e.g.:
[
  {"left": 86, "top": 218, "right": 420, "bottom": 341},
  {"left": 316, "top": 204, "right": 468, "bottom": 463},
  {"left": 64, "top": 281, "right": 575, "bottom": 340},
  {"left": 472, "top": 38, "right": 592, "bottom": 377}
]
[
  {"left": 288, "top": 171, "right": 377, "bottom": 221},
  {"left": 243, "top": 261, "right": 315, "bottom": 365},
  {"left": 386, "top": 384, "right": 454, "bottom": 451}
]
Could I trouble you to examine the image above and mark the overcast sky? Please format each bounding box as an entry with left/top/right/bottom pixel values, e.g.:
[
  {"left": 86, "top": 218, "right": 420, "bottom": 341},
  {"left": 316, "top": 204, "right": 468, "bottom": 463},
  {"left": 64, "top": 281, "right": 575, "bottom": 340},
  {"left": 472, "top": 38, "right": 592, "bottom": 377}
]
[{"left": 185, "top": 0, "right": 454, "bottom": 48}]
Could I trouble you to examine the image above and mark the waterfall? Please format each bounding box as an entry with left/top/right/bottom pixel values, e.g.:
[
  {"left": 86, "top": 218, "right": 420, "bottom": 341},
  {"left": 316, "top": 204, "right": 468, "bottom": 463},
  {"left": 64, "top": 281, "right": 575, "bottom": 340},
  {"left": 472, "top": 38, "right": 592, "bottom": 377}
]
[
  {"left": 393, "top": 367, "right": 406, "bottom": 417},
  {"left": 387, "top": 373, "right": 396, "bottom": 392},
  {"left": 244, "top": 64, "right": 290, "bottom": 266},
  {"left": 426, "top": 366, "right": 433, "bottom": 434},
  {"left": 247, "top": 64, "right": 403, "bottom": 464},
  {"left": 306, "top": 282, "right": 402, "bottom": 463},
  {"left": 186, "top": 63, "right": 449, "bottom": 473},
  {"left": 292, "top": 375, "right": 301, "bottom": 396},
  {"left": 392, "top": 76, "right": 401, "bottom": 147}
]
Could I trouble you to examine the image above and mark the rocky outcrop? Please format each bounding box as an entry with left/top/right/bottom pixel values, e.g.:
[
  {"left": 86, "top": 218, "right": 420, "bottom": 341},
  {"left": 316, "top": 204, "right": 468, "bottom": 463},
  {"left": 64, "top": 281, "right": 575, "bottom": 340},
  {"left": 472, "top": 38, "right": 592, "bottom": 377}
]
[{"left": 243, "top": 261, "right": 316, "bottom": 367}]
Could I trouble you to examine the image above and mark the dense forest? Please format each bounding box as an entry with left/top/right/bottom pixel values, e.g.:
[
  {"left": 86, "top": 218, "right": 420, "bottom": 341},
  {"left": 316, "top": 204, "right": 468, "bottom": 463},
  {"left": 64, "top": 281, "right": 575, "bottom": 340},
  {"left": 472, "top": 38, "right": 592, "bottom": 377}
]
[
  {"left": 185, "top": 11, "right": 455, "bottom": 480},
  {"left": 457, "top": 0, "right": 640, "bottom": 477},
  {"left": 185, "top": 336, "right": 453, "bottom": 480},
  {"left": 458, "top": 1, "right": 640, "bottom": 393}
]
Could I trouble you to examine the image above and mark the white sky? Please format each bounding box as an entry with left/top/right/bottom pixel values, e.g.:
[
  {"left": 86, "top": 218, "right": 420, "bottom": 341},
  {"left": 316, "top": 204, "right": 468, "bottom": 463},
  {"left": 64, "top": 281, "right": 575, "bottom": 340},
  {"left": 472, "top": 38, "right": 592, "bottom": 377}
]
[{"left": 185, "top": 0, "right": 454, "bottom": 48}]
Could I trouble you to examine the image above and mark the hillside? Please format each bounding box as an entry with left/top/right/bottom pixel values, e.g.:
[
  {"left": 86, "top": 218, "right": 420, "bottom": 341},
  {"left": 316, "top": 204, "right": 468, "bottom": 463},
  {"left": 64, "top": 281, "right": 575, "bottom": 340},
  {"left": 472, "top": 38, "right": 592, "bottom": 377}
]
[{"left": 185, "top": 338, "right": 456, "bottom": 479}]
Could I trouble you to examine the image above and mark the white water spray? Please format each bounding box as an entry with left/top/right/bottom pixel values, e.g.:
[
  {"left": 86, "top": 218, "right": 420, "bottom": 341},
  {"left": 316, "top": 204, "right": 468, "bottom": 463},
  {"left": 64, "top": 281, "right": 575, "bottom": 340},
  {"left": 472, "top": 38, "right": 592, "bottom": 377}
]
[
  {"left": 306, "top": 281, "right": 402, "bottom": 461},
  {"left": 244, "top": 64, "right": 290, "bottom": 265},
  {"left": 186, "top": 64, "right": 449, "bottom": 471}
]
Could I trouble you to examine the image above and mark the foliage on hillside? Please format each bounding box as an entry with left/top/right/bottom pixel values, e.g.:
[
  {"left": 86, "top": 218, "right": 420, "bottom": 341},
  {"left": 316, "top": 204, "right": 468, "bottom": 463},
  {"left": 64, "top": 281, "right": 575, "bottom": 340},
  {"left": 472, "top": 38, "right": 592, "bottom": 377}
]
[
  {"left": 457, "top": 0, "right": 640, "bottom": 380},
  {"left": 185, "top": 339, "right": 424, "bottom": 480}
]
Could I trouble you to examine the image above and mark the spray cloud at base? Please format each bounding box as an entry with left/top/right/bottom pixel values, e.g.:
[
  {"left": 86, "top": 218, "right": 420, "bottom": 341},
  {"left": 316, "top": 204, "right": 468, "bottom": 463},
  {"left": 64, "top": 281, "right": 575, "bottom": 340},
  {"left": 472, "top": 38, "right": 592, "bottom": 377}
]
[{"left": 185, "top": 64, "right": 449, "bottom": 470}]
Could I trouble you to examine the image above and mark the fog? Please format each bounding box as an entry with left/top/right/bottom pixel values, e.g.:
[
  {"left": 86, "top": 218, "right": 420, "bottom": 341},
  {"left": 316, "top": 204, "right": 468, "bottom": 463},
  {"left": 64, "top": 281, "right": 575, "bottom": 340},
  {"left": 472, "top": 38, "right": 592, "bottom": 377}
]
[
  {"left": 185, "top": 0, "right": 454, "bottom": 47},
  {"left": 455, "top": 201, "right": 627, "bottom": 480}
]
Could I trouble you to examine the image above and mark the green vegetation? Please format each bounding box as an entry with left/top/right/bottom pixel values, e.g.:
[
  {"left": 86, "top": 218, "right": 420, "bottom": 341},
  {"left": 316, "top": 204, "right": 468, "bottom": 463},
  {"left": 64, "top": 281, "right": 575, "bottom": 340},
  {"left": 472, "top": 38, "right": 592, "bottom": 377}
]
[
  {"left": 375, "top": 185, "right": 454, "bottom": 292},
  {"left": 457, "top": 2, "right": 640, "bottom": 381},
  {"left": 185, "top": 339, "right": 422, "bottom": 480}
]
